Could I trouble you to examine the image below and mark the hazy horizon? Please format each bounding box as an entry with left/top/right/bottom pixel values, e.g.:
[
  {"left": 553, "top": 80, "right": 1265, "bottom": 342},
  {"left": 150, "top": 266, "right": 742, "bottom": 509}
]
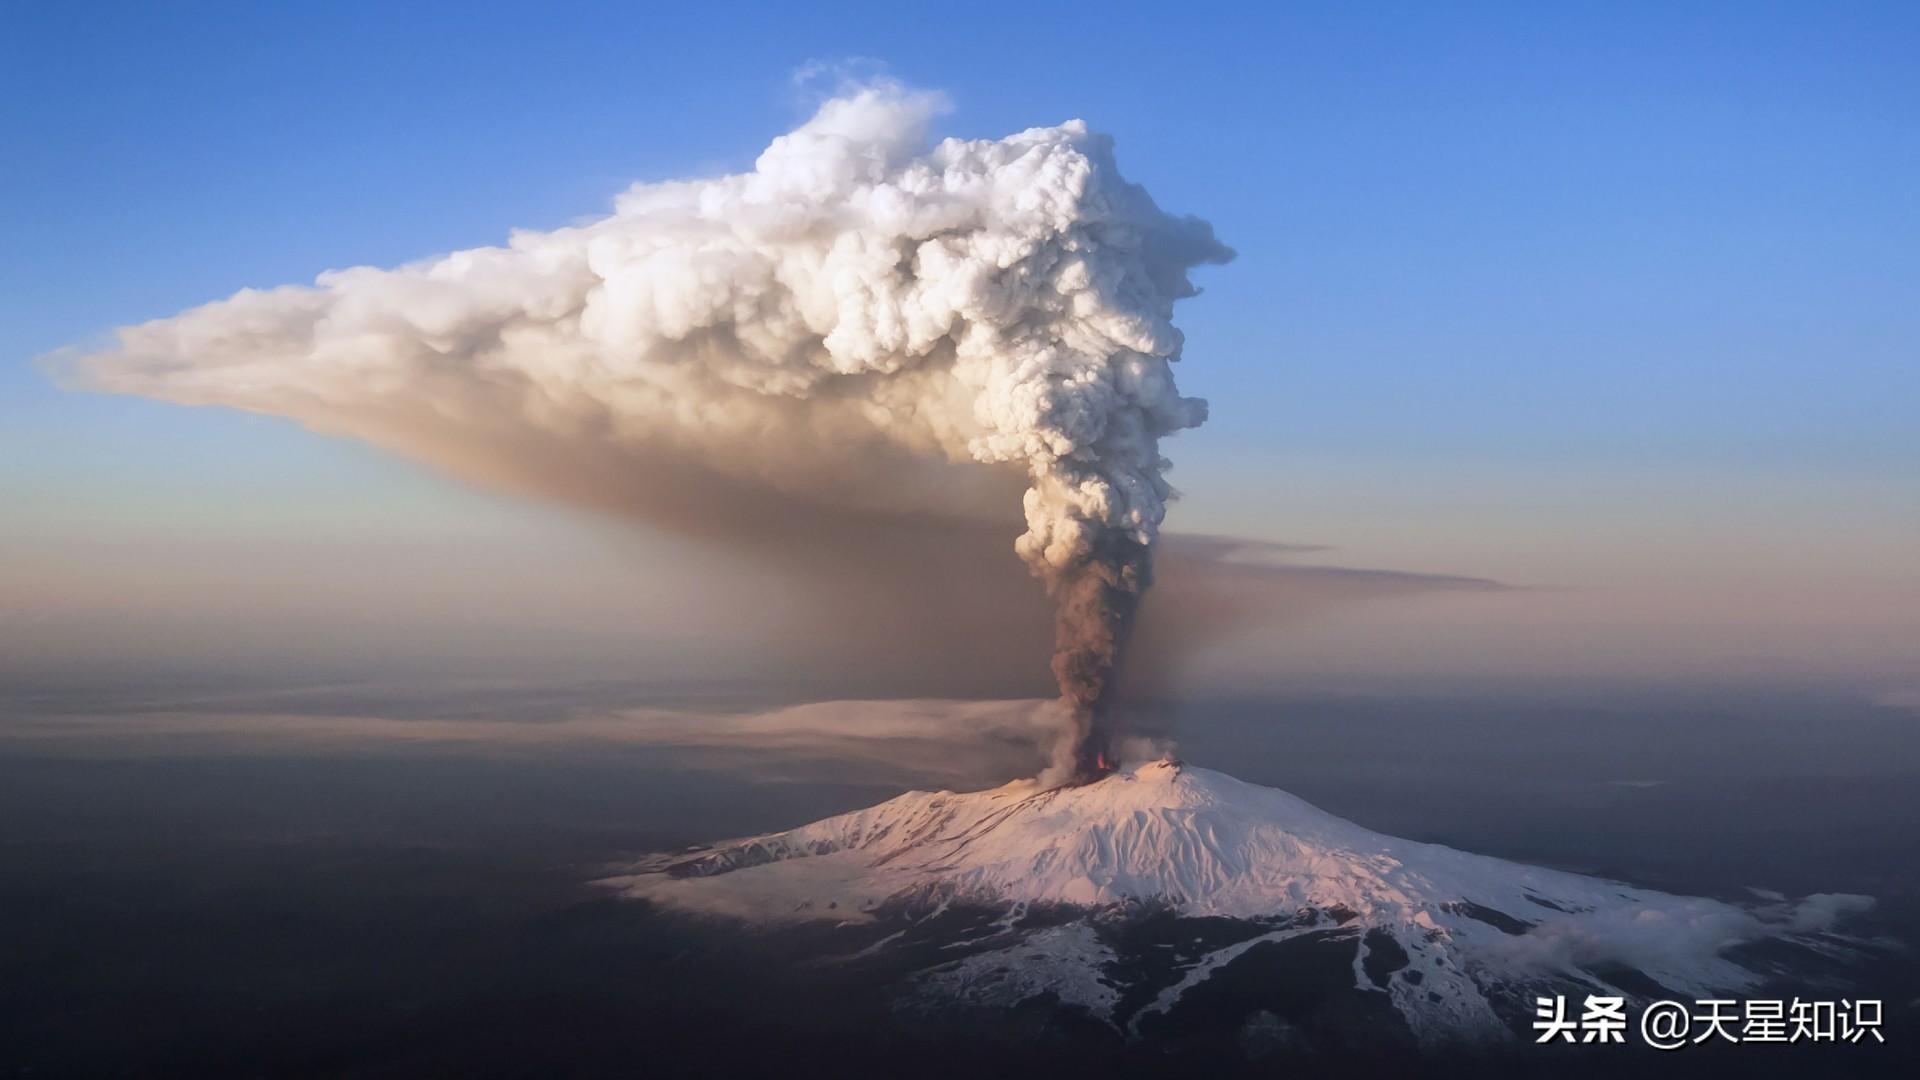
[{"left": 6, "top": 6, "right": 1916, "bottom": 719}]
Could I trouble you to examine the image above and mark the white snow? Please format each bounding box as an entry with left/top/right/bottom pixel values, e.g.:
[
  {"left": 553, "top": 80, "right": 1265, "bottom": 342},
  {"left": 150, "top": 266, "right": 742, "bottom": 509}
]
[
  {"left": 603, "top": 759, "right": 1869, "bottom": 1040},
  {"left": 914, "top": 923, "right": 1122, "bottom": 1016}
]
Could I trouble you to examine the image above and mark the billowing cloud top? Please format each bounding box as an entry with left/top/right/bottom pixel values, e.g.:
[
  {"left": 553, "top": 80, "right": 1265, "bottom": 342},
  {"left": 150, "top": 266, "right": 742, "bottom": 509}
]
[{"left": 65, "top": 81, "right": 1232, "bottom": 779}]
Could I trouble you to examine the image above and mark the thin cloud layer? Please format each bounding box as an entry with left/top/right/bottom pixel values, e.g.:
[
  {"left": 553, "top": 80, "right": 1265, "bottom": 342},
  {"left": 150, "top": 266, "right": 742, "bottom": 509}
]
[{"left": 0, "top": 698, "right": 1059, "bottom": 788}]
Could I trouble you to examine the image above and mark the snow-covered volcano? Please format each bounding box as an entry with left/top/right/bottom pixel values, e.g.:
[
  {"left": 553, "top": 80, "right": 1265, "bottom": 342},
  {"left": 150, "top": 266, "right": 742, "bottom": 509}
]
[{"left": 605, "top": 760, "right": 1870, "bottom": 1043}]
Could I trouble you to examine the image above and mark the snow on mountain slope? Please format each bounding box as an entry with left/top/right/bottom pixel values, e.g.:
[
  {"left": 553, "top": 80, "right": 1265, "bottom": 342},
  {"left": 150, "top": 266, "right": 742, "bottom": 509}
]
[{"left": 604, "top": 760, "right": 1871, "bottom": 1041}]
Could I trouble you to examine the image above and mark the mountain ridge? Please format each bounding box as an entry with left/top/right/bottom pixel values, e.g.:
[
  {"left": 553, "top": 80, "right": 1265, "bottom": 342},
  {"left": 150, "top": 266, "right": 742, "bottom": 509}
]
[{"left": 606, "top": 759, "right": 1872, "bottom": 1040}]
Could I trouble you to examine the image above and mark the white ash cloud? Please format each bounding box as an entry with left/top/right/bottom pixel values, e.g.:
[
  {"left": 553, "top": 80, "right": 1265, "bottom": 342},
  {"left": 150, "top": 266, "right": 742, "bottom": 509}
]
[{"left": 59, "top": 80, "right": 1231, "bottom": 778}]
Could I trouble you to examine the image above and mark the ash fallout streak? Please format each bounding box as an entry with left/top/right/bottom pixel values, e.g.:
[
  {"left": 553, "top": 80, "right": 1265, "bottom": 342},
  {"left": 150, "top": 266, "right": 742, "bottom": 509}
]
[{"left": 61, "top": 81, "right": 1232, "bottom": 782}]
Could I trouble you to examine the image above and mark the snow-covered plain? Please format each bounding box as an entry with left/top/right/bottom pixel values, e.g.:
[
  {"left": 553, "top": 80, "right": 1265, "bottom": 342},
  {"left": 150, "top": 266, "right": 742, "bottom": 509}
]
[{"left": 605, "top": 760, "right": 1871, "bottom": 1040}]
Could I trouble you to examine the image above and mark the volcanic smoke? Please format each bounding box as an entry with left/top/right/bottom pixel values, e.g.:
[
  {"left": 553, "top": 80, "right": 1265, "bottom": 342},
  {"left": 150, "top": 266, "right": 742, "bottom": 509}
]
[{"left": 60, "top": 80, "right": 1232, "bottom": 782}]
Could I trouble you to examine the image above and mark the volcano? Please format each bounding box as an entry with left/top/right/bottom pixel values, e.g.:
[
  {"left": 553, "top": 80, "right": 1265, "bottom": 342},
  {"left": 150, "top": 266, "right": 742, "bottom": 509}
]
[{"left": 605, "top": 760, "right": 1871, "bottom": 1044}]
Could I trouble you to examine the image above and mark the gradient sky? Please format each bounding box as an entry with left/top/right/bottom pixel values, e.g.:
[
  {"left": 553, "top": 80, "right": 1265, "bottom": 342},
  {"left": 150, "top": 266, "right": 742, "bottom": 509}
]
[{"left": 3, "top": 1, "right": 1916, "bottom": 695}]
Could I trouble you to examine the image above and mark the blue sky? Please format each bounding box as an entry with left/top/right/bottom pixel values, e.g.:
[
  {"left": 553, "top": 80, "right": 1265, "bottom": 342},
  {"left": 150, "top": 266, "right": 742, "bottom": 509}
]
[{"left": 3, "top": 1, "right": 1916, "bottom": 690}]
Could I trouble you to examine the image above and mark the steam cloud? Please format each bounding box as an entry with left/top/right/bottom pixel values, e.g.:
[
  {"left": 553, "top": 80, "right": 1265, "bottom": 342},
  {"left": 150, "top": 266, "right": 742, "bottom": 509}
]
[{"left": 62, "top": 81, "right": 1232, "bottom": 783}]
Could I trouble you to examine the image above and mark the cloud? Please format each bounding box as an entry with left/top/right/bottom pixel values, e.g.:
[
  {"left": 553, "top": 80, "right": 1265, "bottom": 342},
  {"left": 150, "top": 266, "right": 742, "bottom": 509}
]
[
  {"left": 0, "top": 698, "right": 1061, "bottom": 788},
  {"left": 54, "top": 78, "right": 1234, "bottom": 777},
  {"left": 1874, "top": 689, "right": 1920, "bottom": 713},
  {"left": 1479, "top": 891, "right": 1876, "bottom": 996}
]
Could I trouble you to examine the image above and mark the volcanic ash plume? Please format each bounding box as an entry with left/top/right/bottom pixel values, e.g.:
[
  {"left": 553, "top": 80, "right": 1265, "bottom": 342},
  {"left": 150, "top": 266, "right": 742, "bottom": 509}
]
[{"left": 62, "top": 81, "right": 1232, "bottom": 781}]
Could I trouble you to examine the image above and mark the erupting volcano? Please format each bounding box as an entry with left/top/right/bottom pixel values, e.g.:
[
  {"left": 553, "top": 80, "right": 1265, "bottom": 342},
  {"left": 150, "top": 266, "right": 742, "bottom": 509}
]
[{"left": 608, "top": 757, "right": 1876, "bottom": 1043}]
